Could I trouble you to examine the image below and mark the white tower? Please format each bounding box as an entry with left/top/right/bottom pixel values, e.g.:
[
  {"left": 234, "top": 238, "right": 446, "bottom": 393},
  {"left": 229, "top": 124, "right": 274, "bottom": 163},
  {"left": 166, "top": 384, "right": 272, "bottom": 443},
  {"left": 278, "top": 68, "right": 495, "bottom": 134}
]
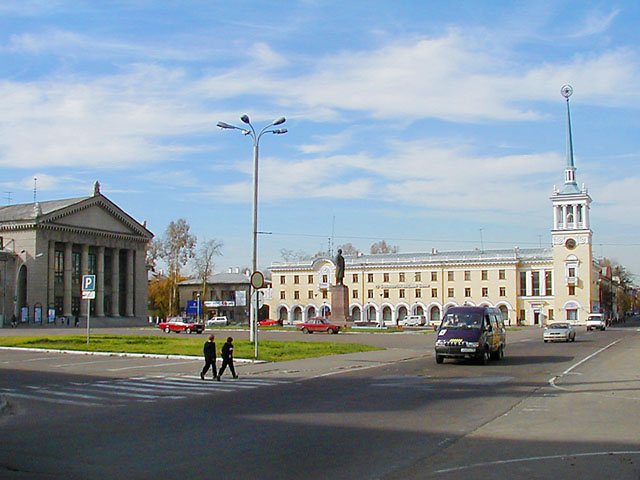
[{"left": 550, "top": 85, "right": 595, "bottom": 323}]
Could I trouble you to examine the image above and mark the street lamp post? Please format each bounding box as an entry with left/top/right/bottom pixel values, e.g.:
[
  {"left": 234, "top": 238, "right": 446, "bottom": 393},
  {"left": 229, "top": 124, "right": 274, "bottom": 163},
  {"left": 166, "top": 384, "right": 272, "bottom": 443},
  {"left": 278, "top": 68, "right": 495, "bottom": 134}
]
[{"left": 217, "top": 115, "right": 287, "bottom": 359}]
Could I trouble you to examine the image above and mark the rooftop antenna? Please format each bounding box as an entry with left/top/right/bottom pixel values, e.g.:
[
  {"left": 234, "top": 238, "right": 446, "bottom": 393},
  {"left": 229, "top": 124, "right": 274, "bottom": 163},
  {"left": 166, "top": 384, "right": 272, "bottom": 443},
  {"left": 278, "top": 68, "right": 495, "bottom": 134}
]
[
  {"left": 33, "top": 177, "right": 37, "bottom": 203},
  {"left": 479, "top": 228, "right": 484, "bottom": 253},
  {"left": 4, "top": 191, "right": 12, "bottom": 205},
  {"left": 330, "top": 215, "right": 336, "bottom": 256}
]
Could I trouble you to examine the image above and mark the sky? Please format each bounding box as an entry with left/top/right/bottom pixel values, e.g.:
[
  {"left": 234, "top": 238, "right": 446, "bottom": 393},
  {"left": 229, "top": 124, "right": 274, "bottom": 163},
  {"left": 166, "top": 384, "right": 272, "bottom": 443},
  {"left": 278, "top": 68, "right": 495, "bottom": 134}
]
[{"left": 1, "top": 1, "right": 639, "bottom": 278}]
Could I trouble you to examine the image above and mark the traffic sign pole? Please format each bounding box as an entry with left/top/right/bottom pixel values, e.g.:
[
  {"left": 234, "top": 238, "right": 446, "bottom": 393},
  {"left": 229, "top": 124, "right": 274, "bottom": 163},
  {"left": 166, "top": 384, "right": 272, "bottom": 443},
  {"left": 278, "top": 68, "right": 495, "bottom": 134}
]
[{"left": 82, "top": 275, "right": 96, "bottom": 345}]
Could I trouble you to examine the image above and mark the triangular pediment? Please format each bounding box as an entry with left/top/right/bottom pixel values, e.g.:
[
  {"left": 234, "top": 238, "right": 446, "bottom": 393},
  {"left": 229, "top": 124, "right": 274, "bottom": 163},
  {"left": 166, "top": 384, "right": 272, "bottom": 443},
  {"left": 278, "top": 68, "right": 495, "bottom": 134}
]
[{"left": 39, "top": 195, "right": 153, "bottom": 239}]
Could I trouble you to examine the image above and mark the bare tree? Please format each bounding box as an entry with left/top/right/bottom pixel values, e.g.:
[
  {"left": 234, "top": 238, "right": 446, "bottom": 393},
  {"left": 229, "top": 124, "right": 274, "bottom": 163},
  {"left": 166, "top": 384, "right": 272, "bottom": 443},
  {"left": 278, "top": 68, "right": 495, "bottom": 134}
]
[
  {"left": 192, "top": 238, "right": 224, "bottom": 301},
  {"left": 370, "top": 240, "right": 399, "bottom": 254},
  {"left": 280, "top": 248, "right": 313, "bottom": 262},
  {"left": 146, "top": 239, "right": 162, "bottom": 271},
  {"left": 337, "top": 243, "right": 359, "bottom": 256},
  {"left": 159, "top": 218, "right": 197, "bottom": 315}
]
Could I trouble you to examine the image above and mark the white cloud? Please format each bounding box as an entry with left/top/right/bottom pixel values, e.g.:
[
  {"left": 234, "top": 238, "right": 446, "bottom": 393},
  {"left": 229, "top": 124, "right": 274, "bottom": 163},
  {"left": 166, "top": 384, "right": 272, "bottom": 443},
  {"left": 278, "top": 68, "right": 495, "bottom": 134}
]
[{"left": 568, "top": 8, "right": 620, "bottom": 38}]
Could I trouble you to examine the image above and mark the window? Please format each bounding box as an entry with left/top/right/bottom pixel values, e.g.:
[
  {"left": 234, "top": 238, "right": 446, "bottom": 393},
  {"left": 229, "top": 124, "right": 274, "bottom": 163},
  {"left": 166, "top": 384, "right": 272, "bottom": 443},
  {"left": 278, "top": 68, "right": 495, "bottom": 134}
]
[
  {"left": 545, "top": 271, "right": 553, "bottom": 296},
  {"left": 432, "top": 288, "right": 438, "bottom": 298},
  {"left": 465, "top": 287, "right": 471, "bottom": 297},
  {"left": 448, "top": 288, "right": 454, "bottom": 297},
  {"left": 322, "top": 274, "right": 328, "bottom": 283},
  {"left": 448, "top": 271, "right": 454, "bottom": 281},
  {"left": 431, "top": 271, "right": 438, "bottom": 281},
  {"left": 383, "top": 289, "right": 389, "bottom": 298},
  {"left": 519, "top": 309, "right": 526, "bottom": 323},
  {"left": 367, "top": 289, "right": 374, "bottom": 298},
  {"left": 383, "top": 273, "right": 390, "bottom": 282},
  {"left": 566, "top": 309, "right": 577, "bottom": 321},
  {"left": 568, "top": 267, "right": 576, "bottom": 278},
  {"left": 55, "top": 250, "right": 64, "bottom": 284},
  {"left": 368, "top": 273, "right": 374, "bottom": 283},
  {"left": 399, "top": 289, "right": 405, "bottom": 298},
  {"left": 280, "top": 291, "right": 286, "bottom": 299},
  {"left": 482, "top": 287, "right": 488, "bottom": 297},
  {"left": 308, "top": 275, "right": 314, "bottom": 283},
  {"left": 308, "top": 290, "right": 314, "bottom": 299},
  {"left": 352, "top": 289, "right": 358, "bottom": 299},
  {"left": 499, "top": 269, "right": 506, "bottom": 280},
  {"left": 500, "top": 286, "right": 506, "bottom": 296},
  {"left": 481, "top": 270, "right": 488, "bottom": 281},
  {"left": 72, "top": 252, "right": 81, "bottom": 285},
  {"left": 280, "top": 275, "right": 286, "bottom": 284},
  {"left": 294, "top": 290, "right": 300, "bottom": 300},
  {"left": 88, "top": 253, "right": 97, "bottom": 275},
  {"left": 322, "top": 291, "right": 328, "bottom": 299},
  {"left": 415, "top": 289, "right": 421, "bottom": 298},
  {"left": 415, "top": 272, "right": 421, "bottom": 282},
  {"left": 352, "top": 273, "right": 358, "bottom": 283},
  {"left": 519, "top": 272, "right": 527, "bottom": 296},
  {"left": 294, "top": 275, "right": 299, "bottom": 284},
  {"left": 399, "top": 272, "right": 405, "bottom": 282},
  {"left": 464, "top": 271, "right": 471, "bottom": 281},
  {"left": 548, "top": 309, "right": 554, "bottom": 321},
  {"left": 568, "top": 285, "right": 576, "bottom": 295},
  {"left": 532, "top": 271, "right": 540, "bottom": 296}
]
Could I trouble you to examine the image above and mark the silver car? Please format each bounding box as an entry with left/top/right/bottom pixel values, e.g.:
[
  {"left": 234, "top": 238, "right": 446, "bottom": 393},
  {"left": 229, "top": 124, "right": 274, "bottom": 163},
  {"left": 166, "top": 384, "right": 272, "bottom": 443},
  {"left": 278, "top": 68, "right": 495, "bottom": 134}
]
[{"left": 543, "top": 322, "right": 576, "bottom": 342}]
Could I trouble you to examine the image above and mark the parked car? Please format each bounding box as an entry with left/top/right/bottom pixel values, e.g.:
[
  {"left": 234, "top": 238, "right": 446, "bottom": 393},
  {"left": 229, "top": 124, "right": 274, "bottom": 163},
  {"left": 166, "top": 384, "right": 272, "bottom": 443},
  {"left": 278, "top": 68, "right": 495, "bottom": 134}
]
[
  {"left": 205, "top": 316, "right": 228, "bottom": 327},
  {"left": 258, "top": 318, "right": 282, "bottom": 326},
  {"left": 544, "top": 322, "right": 576, "bottom": 342},
  {"left": 296, "top": 317, "right": 341, "bottom": 334},
  {"left": 400, "top": 315, "right": 426, "bottom": 327},
  {"left": 586, "top": 313, "right": 606, "bottom": 331},
  {"left": 158, "top": 317, "right": 204, "bottom": 334},
  {"left": 434, "top": 306, "right": 506, "bottom": 364}
]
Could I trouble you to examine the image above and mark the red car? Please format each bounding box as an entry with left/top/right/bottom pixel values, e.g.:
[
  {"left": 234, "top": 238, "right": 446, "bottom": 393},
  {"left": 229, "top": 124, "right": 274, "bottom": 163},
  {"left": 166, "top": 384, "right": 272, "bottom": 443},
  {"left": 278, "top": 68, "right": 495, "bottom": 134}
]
[
  {"left": 158, "top": 317, "right": 204, "bottom": 334},
  {"left": 296, "top": 317, "right": 341, "bottom": 334},
  {"left": 258, "top": 319, "right": 283, "bottom": 326}
]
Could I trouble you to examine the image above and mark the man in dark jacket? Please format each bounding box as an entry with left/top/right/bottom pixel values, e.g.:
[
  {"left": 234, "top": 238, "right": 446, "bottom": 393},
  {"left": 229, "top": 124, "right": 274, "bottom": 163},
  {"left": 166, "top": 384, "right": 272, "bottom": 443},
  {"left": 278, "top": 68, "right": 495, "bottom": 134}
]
[
  {"left": 200, "top": 334, "right": 218, "bottom": 380},
  {"left": 218, "top": 336, "right": 238, "bottom": 379}
]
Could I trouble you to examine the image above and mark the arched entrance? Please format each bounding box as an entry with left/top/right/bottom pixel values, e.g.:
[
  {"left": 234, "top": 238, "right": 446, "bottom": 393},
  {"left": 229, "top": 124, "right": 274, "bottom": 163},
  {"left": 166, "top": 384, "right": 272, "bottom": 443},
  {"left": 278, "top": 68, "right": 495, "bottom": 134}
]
[
  {"left": 307, "top": 306, "right": 317, "bottom": 318},
  {"left": 320, "top": 305, "right": 331, "bottom": 318},
  {"left": 498, "top": 305, "right": 508, "bottom": 322},
  {"left": 277, "top": 306, "right": 289, "bottom": 322},
  {"left": 430, "top": 306, "right": 441, "bottom": 324},
  {"left": 351, "top": 306, "right": 361, "bottom": 322},
  {"left": 292, "top": 306, "right": 302, "bottom": 322},
  {"left": 397, "top": 306, "right": 408, "bottom": 323},
  {"left": 382, "top": 306, "right": 392, "bottom": 324},
  {"left": 367, "top": 305, "right": 377, "bottom": 322},
  {"left": 414, "top": 305, "right": 424, "bottom": 316}
]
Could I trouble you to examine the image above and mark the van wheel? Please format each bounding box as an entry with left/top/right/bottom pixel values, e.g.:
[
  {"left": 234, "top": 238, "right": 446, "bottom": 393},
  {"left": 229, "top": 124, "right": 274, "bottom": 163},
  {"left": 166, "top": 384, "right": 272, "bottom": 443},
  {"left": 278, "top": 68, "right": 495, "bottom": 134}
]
[{"left": 435, "top": 354, "right": 444, "bottom": 364}]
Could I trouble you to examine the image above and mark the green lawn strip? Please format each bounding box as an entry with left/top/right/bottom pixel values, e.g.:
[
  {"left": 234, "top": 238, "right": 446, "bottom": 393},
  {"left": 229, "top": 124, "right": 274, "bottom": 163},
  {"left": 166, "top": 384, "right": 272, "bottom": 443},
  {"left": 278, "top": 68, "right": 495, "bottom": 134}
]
[{"left": 0, "top": 335, "right": 381, "bottom": 363}]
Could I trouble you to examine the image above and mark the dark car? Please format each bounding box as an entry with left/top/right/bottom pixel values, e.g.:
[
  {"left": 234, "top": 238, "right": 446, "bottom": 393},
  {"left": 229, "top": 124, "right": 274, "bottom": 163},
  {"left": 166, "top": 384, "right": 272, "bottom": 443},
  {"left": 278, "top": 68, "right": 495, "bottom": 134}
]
[
  {"left": 296, "top": 317, "right": 341, "bottom": 334},
  {"left": 158, "top": 317, "right": 204, "bottom": 334},
  {"left": 434, "top": 306, "right": 506, "bottom": 364}
]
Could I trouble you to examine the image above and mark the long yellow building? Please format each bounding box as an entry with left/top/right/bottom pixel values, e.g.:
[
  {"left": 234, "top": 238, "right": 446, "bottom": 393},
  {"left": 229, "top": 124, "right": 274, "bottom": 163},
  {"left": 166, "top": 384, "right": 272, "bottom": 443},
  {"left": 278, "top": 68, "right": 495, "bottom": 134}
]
[{"left": 266, "top": 88, "right": 600, "bottom": 326}]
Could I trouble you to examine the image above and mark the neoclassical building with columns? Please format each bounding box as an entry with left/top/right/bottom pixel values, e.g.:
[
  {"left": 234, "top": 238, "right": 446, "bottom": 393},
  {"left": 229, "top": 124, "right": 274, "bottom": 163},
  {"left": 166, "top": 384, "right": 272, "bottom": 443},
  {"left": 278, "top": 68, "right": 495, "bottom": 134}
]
[{"left": 0, "top": 182, "right": 153, "bottom": 327}]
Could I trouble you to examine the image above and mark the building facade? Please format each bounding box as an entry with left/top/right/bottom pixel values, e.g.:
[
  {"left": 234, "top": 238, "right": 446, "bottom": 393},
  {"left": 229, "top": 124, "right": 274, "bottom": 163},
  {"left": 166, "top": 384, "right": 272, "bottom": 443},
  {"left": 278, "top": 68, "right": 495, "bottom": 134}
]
[
  {"left": 0, "top": 182, "right": 153, "bottom": 327},
  {"left": 266, "top": 89, "right": 601, "bottom": 327}
]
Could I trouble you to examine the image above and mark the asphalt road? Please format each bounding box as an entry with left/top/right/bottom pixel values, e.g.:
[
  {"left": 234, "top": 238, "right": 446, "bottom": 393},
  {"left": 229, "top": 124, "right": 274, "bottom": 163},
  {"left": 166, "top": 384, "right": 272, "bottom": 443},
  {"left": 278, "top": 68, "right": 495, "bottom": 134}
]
[{"left": 0, "top": 321, "right": 639, "bottom": 479}]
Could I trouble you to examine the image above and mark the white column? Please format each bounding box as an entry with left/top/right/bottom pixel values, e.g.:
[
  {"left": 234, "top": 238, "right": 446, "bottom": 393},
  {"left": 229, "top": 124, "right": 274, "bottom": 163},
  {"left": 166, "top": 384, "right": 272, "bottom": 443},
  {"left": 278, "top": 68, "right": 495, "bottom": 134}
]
[{"left": 111, "top": 248, "right": 120, "bottom": 317}]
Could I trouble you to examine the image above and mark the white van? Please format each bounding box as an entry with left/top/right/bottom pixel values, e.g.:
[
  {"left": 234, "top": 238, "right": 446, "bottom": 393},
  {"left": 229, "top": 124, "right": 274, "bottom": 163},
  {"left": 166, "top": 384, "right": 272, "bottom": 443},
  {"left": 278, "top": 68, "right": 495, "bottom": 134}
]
[
  {"left": 400, "top": 315, "right": 426, "bottom": 327},
  {"left": 206, "top": 316, "right": 228, "bottom": 327}
]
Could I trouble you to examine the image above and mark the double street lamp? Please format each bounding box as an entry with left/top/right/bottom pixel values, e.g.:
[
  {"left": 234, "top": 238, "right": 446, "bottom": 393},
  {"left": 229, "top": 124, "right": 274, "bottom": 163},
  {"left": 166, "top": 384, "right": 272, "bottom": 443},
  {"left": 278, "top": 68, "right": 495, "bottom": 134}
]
[{"left": 217, "top": 115, "right": 287, "bottom": 358}]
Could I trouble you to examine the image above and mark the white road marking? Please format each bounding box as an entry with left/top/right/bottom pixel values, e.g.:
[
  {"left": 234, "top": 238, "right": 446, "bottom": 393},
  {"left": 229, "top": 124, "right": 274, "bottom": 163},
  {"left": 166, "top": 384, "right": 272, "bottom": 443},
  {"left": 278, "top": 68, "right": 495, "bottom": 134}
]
[
  {"left": 549, "top": 339, "right": 621, "bottom": 390},
  {"left": 106, "top": 360, "right": 200, "bottom": 371},
  {"left": 4, "top": 392, "right": 108, "bottom": 407},
  {"left": 433, "top": 450, "right": 640, "bottom": 474}
]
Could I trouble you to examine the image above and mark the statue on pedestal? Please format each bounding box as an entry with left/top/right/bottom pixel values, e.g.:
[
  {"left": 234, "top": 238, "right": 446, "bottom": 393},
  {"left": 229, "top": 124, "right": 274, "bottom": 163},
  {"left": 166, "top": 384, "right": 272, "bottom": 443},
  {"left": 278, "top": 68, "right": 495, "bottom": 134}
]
[{"left": 335, "top": 249, "right": 345, "bottom": 286}]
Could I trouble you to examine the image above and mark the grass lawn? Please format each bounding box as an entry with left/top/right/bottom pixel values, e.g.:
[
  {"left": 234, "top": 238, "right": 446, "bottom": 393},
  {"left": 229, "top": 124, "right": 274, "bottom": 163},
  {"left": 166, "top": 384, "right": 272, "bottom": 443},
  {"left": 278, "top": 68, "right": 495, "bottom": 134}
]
[{"left": 0, "top": 335, "right": 382, "bottom": 363}]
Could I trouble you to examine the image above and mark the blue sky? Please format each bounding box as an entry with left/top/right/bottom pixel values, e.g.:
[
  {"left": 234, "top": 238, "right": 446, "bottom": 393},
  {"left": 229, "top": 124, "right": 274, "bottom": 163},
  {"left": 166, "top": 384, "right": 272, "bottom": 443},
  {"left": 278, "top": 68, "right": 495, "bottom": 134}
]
[{"left": 1, "top": 1, "right": 639, "bottom": 277}]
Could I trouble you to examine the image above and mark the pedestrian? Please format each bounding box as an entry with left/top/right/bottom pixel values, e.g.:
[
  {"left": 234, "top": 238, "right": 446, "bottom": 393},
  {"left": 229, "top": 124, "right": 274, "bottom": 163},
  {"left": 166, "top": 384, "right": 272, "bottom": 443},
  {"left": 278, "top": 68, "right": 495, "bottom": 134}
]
[
  {"left": 218, "top": 336, "right": 238, "bottom": 379},
  {"left": 200, "top": 334, "right": 218, "bottom": 381},
  {"left": 11, "top": 314, "right": 17, "bottom": 328}
]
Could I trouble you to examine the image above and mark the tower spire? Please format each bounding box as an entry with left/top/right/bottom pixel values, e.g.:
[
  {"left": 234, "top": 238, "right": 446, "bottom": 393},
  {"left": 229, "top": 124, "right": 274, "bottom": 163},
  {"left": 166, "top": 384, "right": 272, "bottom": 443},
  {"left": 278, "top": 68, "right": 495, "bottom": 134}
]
[{"left": 560, "top": 85, "right": 579, "bottom": 194}]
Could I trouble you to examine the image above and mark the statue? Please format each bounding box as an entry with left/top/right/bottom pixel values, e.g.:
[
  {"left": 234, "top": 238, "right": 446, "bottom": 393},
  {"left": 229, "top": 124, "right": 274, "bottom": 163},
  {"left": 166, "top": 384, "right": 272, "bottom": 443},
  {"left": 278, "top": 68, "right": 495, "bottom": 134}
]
[{"left": 335, "top": 249, "right": 345, "bottom": 286}]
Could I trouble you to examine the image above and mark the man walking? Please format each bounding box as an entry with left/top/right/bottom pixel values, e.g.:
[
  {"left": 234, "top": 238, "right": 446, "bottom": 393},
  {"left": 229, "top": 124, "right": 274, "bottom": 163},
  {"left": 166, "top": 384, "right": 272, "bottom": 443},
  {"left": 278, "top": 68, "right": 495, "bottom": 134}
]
[
  {"left": 200, "top": 334, "right": 218, "bottom": 380},
  {"left": 218, "top": 336, "right": 238, "bottom": 379}
]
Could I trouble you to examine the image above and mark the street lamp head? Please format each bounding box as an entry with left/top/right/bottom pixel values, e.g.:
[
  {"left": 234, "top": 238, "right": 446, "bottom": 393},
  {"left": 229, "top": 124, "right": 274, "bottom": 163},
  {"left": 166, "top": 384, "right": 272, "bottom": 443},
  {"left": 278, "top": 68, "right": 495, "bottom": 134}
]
[
  {"left": 272, "top": 128, "right": 288, "bottom": 134},
  {"left": 240, "top": 114, "right": 251, "bottom": 124},
  {"left": 217, "top": 121, "right": 235, "bottom": 129},
  {"left": 272, "top": 117, "right": 286, "bottom": 126}
]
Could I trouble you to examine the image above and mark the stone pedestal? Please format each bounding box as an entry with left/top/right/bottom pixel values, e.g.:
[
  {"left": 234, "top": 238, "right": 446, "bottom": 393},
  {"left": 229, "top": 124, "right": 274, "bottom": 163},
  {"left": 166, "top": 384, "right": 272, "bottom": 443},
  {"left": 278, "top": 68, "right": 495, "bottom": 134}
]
[{"left": 330, "top": 285, "right": 350, "bottom": 329}]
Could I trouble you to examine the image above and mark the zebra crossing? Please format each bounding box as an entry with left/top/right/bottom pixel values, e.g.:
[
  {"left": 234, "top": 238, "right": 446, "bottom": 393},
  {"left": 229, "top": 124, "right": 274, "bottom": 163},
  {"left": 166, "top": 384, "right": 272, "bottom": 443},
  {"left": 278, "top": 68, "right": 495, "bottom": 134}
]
[{"left": 2, "top": 375, "right": 288, "bottom": 408}]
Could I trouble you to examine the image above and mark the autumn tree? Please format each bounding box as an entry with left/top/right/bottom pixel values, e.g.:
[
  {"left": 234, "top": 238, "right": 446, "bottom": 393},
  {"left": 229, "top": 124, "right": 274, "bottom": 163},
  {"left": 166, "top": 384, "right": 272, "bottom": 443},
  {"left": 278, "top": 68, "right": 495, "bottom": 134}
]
[
  {"left": 159, "top": 219, "right": 197, "bottom": 316},
  {"left": 370, "top": 240, "right": 399, "bottom": 254}
]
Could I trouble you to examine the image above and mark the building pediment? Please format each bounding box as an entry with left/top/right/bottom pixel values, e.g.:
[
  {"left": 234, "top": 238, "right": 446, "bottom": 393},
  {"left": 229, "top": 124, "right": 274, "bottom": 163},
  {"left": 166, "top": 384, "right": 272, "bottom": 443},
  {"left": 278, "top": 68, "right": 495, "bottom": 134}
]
[{"left": 37, "top": 195, "right": 152, "bottom": 240}]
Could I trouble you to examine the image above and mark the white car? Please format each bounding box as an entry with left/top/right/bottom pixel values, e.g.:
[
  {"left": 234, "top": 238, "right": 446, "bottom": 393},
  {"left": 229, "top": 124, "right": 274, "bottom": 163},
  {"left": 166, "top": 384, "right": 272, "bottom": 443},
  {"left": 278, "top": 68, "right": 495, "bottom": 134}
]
[
  {"left": 544, "top": 322, "right": 576, "bottom": 342},
  {"left": 400, "top": 315, "right": 426, "bottom": 327},
  {"left": 205, "top": 316, "right": 228, "bottom": 326},
  {"left": 586, "top": 313, "right": 606, "bottom": 331}
]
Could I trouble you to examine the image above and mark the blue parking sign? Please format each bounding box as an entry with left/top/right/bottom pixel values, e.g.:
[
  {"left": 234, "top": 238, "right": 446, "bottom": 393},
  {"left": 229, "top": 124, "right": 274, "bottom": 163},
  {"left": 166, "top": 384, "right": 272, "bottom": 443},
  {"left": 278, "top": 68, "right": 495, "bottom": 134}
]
[{"left": 82, "top": 275, "right": 96, "bottom": 291}]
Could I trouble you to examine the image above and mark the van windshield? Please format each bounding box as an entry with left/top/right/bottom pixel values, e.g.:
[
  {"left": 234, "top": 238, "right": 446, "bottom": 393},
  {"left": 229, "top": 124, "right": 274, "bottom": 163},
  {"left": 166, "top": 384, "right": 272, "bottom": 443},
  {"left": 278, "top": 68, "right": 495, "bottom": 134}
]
[{"left": 442, "top": 312, "right": 483, "bottom": 329}]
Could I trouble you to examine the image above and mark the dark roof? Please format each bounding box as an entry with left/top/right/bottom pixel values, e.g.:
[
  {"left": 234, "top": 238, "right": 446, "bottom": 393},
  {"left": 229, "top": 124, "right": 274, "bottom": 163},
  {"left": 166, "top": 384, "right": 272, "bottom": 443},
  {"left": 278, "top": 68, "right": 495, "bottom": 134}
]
[{"left": 0, "top": 197, "right": 89, "bottom": 222}]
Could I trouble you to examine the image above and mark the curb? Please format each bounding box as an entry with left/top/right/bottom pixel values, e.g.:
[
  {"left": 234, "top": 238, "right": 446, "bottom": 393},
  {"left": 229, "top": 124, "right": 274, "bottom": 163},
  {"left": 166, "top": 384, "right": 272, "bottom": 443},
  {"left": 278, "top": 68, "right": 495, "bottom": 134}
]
[{"left": 0, "top": 346, "right": 264, "bottom": 364}]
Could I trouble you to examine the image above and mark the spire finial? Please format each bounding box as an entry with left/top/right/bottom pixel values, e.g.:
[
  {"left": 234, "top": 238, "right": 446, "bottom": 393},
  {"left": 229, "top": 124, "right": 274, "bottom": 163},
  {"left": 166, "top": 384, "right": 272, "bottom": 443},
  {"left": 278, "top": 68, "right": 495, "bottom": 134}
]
[{"left": 93, "top": 181, "right": 101, "bottom": 196}]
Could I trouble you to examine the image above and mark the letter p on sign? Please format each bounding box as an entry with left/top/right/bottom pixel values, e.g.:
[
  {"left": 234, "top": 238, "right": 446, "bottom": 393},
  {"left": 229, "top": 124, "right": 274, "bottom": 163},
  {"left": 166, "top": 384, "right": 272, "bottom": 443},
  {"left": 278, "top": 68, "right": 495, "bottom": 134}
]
[{"left": 82, "top": 275, "right": 96, "bottom": 291}]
